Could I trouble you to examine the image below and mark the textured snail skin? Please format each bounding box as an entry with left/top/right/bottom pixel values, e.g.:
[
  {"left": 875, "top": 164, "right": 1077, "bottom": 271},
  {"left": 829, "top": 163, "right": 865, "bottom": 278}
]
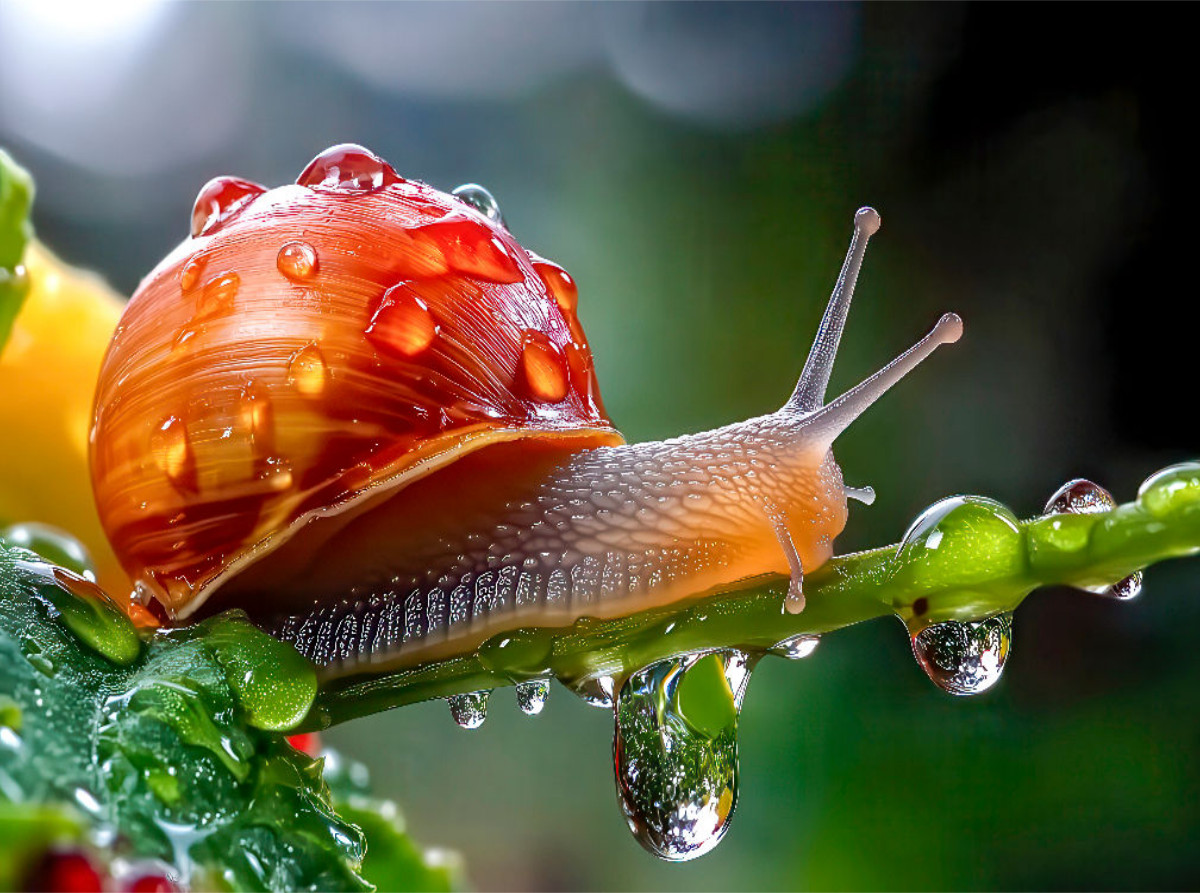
[
  {"left": 90, "top": 144, "right": 960, "bottom": 679},
  {"left": 216, "top": 419, "right": 847, "bottom": 671}
]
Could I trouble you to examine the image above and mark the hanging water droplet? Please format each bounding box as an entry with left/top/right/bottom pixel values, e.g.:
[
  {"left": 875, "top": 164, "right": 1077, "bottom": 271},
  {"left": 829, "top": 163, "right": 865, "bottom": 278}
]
[
  {"left": 190, "top": 176, "right": 265, "bottom": 237},
  {"left": 297, "top": 143, "right": 400, "bottom": 193},
  {"left": 276, "top": 241, "right": 319, "bottom": 281},
  {"left": 451, "top": 183, "right": 504, "bottom": 227},
  {"left": 365, "top": 284, "right": 439, "bottom": 358},
  {"left": 1044, "top": 477, "right": 1142, "bottom": 599},
  {"left": 287, "top": 343, "right": 329, "bottom": 397},
  {"left": 1106, "top": 572, "right": 1143, "bottom": 600},
  {"left": 520, "top": 330, "right": 569, "bottom": 403},
  {"left": 515, "top": 679, "right": 550, "bottom": 716},
  {"left": 571, "top": 675, "right": 616, "bottom": 709},
  {"left": 614, "top": 652, "right": 740, "bottom": 861},
  {"left": 1137, "top": 461, "right": 1200, "bottom": 519},
  {"left": 532, "top": 258, "right": 579, "bottom": 314},
  {"left": 720, "top": 649, "right": 758, "bottom": 710},
  {"left": 769, "top": 634, "right": 820, "bottom": 660},
  {"left": 447, "top": 690, "right": 490, "bottom": 729},
  {"left": 911, "top": 613, "right": 1013, "bottom": 696}
]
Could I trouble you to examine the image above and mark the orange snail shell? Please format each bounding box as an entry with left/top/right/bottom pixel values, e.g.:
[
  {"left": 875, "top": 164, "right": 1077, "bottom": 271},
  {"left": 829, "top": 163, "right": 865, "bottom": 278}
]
[{"left": 90, "top": 144, "right": 621, "bottom": 620}]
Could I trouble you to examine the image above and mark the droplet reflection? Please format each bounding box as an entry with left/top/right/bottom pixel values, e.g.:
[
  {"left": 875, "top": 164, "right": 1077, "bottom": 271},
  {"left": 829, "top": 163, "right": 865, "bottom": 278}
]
[
  {"left": 613, "top": 652, "right": 742, "bottom": 861},
  {"left": 452, "top": 183, "right": 505, "bottom": 227},
  {"left": 447, "top": 690, "right": 490, "bottom": 729},
  {"left": 1044, "top": 477, "right": 1142, "bottom": 599},
  {"left": 515, "top": 679, "right": 549, "bottom": 716},
  {"left": 911, "top": 613, "right": 1013, "bottom": 696}
]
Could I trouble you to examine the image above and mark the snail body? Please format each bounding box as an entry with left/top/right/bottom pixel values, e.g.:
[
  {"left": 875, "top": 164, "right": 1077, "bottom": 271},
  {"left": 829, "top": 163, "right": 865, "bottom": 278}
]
[{"left": 90, "top": 144, "right": 961, "bottom": 679}]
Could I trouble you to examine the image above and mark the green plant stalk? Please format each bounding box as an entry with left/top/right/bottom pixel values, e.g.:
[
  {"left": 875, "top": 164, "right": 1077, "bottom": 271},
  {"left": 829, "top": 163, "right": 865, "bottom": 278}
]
[{"left": 306, "top": 465, "right": 1200, "bottom": 729}]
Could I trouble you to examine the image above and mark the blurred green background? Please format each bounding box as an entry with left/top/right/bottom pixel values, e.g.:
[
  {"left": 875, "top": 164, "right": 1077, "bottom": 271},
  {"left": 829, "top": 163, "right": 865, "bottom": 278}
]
[{"left": 2, "top": 3, "right": 1197, "bottom": 889}]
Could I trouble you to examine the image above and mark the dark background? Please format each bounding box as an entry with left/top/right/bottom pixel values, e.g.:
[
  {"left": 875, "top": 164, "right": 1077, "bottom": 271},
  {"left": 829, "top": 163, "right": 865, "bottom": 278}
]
[{"left": 2, "top": 3, "right": 1197, "bottom": 889}]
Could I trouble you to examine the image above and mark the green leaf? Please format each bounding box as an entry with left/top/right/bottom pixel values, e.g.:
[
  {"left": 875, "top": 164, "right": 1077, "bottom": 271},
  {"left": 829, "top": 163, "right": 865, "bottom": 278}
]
[
  {"left": 0, "top": 545, "right": 456, "bottom": 890},
  {"left": 0, "top": 148, "right": 34, "bottom": 355}
]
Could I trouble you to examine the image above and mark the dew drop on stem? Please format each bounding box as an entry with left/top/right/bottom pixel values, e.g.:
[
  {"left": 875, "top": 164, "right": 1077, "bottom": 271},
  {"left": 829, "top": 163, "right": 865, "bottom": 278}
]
[
  {"left": 910, "top": 613, "right": 1013, "bottom": 696},
  {"left": 1044, "top": 477, "right": 1142, "bottom": 599},
  {"left": 613, "top": 651, "right": 744, "bottom": 861},
  {"left": 447, "top": 690, "right": 490, "bottom": 729},
  {"left": 515, "top": 679, "right": 550, "bottom": 716}
]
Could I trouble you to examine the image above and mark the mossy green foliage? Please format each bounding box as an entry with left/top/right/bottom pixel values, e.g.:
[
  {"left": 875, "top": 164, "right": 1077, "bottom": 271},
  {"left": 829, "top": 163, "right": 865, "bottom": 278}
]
[{"left": 0, "top": 544, "right": 458, "bottom": 892}]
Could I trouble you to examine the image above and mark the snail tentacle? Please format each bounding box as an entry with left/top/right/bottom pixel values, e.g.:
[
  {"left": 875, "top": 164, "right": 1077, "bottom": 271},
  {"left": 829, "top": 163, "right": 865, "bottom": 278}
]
[{"left": 790, "top": 207, "right": 881, "bottom": 413}]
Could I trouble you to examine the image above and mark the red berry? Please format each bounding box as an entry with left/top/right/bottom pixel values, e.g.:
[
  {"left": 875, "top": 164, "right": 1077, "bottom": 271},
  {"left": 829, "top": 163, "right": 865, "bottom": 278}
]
[{"left": 26, "top": 849, "right": 104, "bottom": 893}]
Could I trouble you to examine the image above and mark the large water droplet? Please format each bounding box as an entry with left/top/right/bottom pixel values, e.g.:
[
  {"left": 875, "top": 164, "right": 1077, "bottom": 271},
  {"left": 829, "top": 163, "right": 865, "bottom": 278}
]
[
  {"left": 276, "top": 241, "right": 319, "bottom": 281},
  {"left": 0, "top": 522, "right": 95, "bottom": 579},
  {"left": 911, "top": 613, "right": 1013, "bottom": 696},
  {"left": 614, "top": 652, "right": 741, "bottom": 861},
  {"left": 1137, "top": 461, "right": 1200, "bottom": 519},
  {"left": 447, "top": 690, "right": 490, "bottom": 729},
  {"left": 287, "top": 343, "right": 329, "bottom": 397},
  {"left": 532, "top": 258, "right": 578, "bottom": 314},
  {"left": 413, "top": 217, "right": 523, "bottom": 283},
  {"left": 1044, "top": 477, "right": 1142, "bottom": 599},
  {"left": 365, "top": 284, "right": 439, "bottom": 359},
  {"left": 520, "top": 330, "right": 569, "bottom": 403},
  {"left": 769, "top": 634, "right": 820, "bottom": 660},
  {"left": 893, "top": 496, "right": 1024, "bottom": 623},
  {"left": 190, "top": 176, "right": 265, "bottom": 238},
  {"left": 451, "top": 183, "right": 504, "bottom": 226},
  {"left": 297, "top": 143, "right": 400, "bottom": 193},
  {"left": 515, "top": 679, "right": 550, "bottom": 716}
]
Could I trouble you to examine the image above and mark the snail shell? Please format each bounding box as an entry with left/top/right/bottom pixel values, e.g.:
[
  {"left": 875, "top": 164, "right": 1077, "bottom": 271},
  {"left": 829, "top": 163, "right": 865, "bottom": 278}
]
[{"left": 91, "top": 143, "right": 961, "bottom": 678}]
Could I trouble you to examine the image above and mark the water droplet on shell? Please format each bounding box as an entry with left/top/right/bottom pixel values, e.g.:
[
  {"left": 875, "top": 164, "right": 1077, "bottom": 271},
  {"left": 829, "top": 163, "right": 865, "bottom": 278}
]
[
  {"left": 296, "top": 143, "right": 400, "bottom": 193},
  {"left": 151, "top": 416, "right": 194, "bottom": 490},
  {"left": 520, "top": 330, "right": 568, "bottom": 403},
  {"left": 191, "top": 176, "right": 265, "bottom": 238},
  {"left": 451, "top": 183, "right": 504, "bottom": 226},
  {"left": 365, "top": 284, "right": 439, "bottom": 358},
  {"left": 276, "top": 241, "right": 318, "bottom": 281},
  {"left": 532, "top": 259, "right": 578, "bottom": 313},
  {"left": 287, "top": 343, "right": 329, "bottom": 397}
]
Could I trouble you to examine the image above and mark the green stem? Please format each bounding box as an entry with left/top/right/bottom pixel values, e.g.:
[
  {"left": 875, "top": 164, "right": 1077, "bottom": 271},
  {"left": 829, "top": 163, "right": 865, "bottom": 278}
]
[{"left": 306, "top": 463, "right": 1200, "bottom": 729}]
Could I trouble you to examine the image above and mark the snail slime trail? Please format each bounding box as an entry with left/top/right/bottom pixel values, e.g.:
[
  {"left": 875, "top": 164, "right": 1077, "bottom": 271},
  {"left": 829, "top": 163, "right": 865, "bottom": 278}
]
[{"left": 90, "top": 144, "right": 961, "bottom": 683}]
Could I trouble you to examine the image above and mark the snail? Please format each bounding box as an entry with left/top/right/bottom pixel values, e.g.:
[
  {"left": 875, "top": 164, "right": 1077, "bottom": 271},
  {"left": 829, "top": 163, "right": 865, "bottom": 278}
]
[{"left": 89, "top": 143, "right": 962, "bottom": 679}]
